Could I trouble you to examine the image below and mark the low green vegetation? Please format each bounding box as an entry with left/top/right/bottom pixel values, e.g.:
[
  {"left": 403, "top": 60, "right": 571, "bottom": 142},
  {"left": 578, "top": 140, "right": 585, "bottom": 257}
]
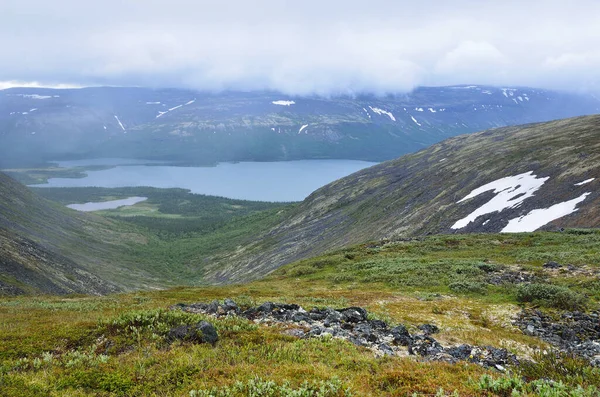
[
  {"left": 2, "top": 165, "right": 111, "bottom": 185},
  {"left": 32, "top": 186, "right": 291, "bottom": 237},
  {"left": 2, "top": 229, "right": 600, "bottom": 395}
]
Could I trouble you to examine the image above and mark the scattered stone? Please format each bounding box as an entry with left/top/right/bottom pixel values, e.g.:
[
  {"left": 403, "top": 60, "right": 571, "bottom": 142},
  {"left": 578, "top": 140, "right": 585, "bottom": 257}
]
[
  {"left": 515, "top": 309, "right": 600, "bottom": 365},
  {"left": 487, "top": 270, "right": 537, "bottom": 285},
  {"left": 418, "top": 324, "right": 439, "bottom": 335},
  {"left": 282, "top": 328, "right": 306, "bottom": 338},
  {"left": 173, "top": 299, "right": 515, "bottom": 370}
]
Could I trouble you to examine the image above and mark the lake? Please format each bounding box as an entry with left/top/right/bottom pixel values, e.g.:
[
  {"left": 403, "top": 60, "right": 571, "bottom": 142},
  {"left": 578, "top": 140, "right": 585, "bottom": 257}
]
[
  {"left": 39, "top": 159, "right": 378, "bottom": 202},
  {"left": 67, "top": 197, "right": 148, "bottom": 212}
]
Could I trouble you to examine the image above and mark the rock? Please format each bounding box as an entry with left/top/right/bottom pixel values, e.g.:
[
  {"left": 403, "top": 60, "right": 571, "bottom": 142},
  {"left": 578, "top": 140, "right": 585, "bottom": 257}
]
[
  {"left": 354, "top": 323, "right": 378, "bottom": 343},
  {"left": 309, "top": 308, "right": 326, "bottom": 321},
  {"left": 446, "top": 344, "right": 473, "bottom": 360},
  {"left": 410, "top": 335, "right": 443, "bottom": 356},
  {"left": 222, "top": 299, "right": 239, "bottom": 312},
  {"left": 167, "top": 321, "right": 218, "bottom": 345},
  {"left": 291, "top": 312, "right": 311, "bottom": 323},
  {"left": 323, "top": 309, "right": 343, "bottom": 327},
  {"left": 340, "top": 307, "right": 368, "bottom": 323},
  {"left": 197, "top": 321, "right": 219, "bottom": 345},
  {"left": 543, "top": 261, "right": 562, "bottom": 269},
  {"left": 257, "top": 302, "right": 275, "bottom": 313},
  {"left": 206, "top": 300, "right": 220, "bottom": 314},
  {"left": 282, "top": 328, "right": 306, "bottom": 338},
  {"left": 391, "top": 325, "right": 412, "bottom": 346},
  {"left": 369, "top": 319, "right": 388, "bottom": 330},
  {"left": 378, "top": 343, "right": 395, "bottom": 356},
  {"left": 418, "top": 324, "right": 439, "bottom": 335}
]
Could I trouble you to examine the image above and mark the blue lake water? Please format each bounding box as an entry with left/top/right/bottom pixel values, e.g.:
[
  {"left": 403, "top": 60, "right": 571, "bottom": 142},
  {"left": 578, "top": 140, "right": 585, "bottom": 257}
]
[{"left": 38, "top": 159, "right": 378, "bottom": 202}]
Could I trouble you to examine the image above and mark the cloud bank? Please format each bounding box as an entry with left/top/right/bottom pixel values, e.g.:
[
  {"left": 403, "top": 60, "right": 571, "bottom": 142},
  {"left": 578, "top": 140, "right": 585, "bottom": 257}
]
[{"left": 1, "top": 0, "right": 599, "bottom": 95}]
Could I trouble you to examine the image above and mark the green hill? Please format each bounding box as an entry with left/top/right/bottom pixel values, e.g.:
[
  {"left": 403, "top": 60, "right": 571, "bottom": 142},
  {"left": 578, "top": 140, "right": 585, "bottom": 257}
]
[
  {"left": 0, "top": 172, "right": 165, "bottom": 294},
  {"left": 206, "top": 115, "right": 600, "bottom": 282}
]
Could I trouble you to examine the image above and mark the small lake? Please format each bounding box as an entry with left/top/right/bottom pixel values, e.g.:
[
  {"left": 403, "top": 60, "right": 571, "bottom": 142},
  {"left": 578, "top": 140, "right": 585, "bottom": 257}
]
[
  {"left": 67, "top": 197, "right": 148, "bottom": 212},
  {"left": 38, "top": 159, "right": 378, "bottom": 202}
]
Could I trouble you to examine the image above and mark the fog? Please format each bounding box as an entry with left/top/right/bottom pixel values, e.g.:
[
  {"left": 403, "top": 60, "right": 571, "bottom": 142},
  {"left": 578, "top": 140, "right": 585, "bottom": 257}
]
[{"left": 1, "top": 0, "right": 599, "bottom": 94}]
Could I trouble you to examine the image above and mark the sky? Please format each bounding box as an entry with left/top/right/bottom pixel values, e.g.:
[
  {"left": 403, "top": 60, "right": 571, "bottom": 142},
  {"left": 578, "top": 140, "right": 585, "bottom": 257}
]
[{"left": 1, "top": 0, "right": 599, "bottom": 95}]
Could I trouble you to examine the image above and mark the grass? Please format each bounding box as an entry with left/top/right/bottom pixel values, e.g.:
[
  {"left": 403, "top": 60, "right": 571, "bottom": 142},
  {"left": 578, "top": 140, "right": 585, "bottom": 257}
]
[{"left": 2, "top": 230, "right": 600, "bottom": 395}]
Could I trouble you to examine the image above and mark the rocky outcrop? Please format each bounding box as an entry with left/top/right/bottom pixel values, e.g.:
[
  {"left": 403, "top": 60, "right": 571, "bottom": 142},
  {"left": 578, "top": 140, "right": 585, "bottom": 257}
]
[
  {"left": 167, "top": 321, "right": 219, "bottom": 345},
  {"left": 515, "top": 309, "right": 600, "bottom": 365},
  {"left": 172, "top": 299, "right": 517, "bottom": 370}
]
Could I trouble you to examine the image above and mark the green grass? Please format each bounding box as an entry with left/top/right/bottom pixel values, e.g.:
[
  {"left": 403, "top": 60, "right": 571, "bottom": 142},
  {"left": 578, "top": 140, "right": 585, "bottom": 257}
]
[{"left": 3, "top": 230, "right": 600, "bottom": 395}]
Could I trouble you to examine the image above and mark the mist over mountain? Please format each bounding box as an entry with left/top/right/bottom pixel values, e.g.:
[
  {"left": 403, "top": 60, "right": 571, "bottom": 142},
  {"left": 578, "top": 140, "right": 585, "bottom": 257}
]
[{"left": 1, "top": 85, "right": 598, "bottom": 167}]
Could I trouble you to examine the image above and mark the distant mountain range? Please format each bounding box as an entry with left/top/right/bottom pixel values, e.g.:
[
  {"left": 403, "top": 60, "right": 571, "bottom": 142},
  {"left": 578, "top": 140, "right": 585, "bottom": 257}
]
[{"left": 1, "top": 85, "right": 598, "bottom": 166}]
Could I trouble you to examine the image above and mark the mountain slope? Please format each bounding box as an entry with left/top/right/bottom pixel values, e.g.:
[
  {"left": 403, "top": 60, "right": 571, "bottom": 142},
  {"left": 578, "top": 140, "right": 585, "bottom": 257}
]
[
  {"left": 206, "top": 115, "right": 600, "bottom": 282},
  {"left": 0, "top": 172, "right": 158, "bottom": 295},
  {"left": 1, "top": 86, "right": 599, "bottom": 166}
]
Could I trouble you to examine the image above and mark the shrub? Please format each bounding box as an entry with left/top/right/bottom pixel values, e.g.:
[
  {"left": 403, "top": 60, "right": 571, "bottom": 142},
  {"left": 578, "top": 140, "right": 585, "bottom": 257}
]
[
  {"left": 516, "top": 284, "right": 587, "bottom": 310},
  {"left": 449, "top": 280, "right": 486, "bottom": 294}
]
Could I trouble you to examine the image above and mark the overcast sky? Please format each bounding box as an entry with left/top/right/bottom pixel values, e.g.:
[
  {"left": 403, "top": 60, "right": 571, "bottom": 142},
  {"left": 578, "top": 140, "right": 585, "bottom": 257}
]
[{"left": 1, "top": 0, "right": 599, "bottom": 95}]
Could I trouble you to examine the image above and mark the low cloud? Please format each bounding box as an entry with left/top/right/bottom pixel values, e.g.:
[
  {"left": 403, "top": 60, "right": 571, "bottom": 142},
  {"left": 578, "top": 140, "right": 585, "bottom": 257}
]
[{"left": 1, "top": 0, "right": 599, "bottom": 94}]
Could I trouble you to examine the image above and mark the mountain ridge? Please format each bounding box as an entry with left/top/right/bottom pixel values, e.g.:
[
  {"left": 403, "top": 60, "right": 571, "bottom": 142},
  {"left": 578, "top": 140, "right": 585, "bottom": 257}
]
[{"left": 1, "top": 85, "right": 598, "bottom": 166}]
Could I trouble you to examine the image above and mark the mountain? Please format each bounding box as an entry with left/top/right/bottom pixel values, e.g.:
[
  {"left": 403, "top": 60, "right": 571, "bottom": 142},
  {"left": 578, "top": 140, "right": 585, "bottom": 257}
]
[
  {"left": 1, "top": 85, "right": 598, "bottom": 166},
  {"left": 0, "top": 172, "right": 159, "bottom": 295},
  {"left": 205, "top": 115, "right": 600, "bottom": 283}
]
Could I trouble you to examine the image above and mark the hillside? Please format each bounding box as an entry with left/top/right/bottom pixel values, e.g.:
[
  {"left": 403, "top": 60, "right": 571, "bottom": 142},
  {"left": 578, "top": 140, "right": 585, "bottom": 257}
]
[
  {"left": 1, "top": 85, "right": 599, "bottom": 166},
  {"left": 0, "top": 176, "right": 292, "bottom": 295},
  {"left": 206, "top": 115, "right": 600, "bottom": 282},
  {"left": 0, "top": 172, "right": 166, "bottom": 294}
]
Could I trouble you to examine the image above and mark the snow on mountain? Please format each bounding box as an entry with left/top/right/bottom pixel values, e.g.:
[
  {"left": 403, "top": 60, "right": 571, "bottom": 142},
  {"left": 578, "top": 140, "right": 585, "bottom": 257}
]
[
  {"left": 369, "top": 106, "right": 396, "bottom": 121},
  {"left": 272, "top": 100, "right": 295, "bottom": 106}
]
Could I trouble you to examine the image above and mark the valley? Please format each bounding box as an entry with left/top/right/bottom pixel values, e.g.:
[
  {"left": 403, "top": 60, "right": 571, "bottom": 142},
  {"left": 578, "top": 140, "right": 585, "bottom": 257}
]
[{"left": 1, "top": 113, "right": 599, "bottom": 396}]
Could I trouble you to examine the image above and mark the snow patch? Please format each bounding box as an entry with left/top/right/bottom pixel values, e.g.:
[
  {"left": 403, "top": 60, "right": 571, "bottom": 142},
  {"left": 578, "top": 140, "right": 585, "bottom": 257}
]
[
  {"left": 415, "top": 107, "right": 424, "bottom": 112},
  {"left": 451, "top": 171, "right": 549, "bottom": 230},
  {"left": 410, "top": 116, "right": 421, "bottom": 126},
  {"left": 369, "top": 106, "right": 396, "bottom": 121},
  {"left": 575, "top": 178, "right": 595, "bottom": 186},
  {"left": 362, "top": 108, "right": 371, "bottom": 119},
  {"left": 299, "top": 124, "right": 309, "bottom": 134},
  {"left": 155, "top": 98, "right": 195, "bottom": 118},
  {"left": 14, "top": 94, "right": 52, "bottom": 99},
  {"left": 428, "top": 108, "right": 436, "bottom": 113},
  {"left": 114, "top": 115, "right": 126, "bottom": 132},
  {"left": 146, "top": 102, "right": 161, "bottom": 105},
  {"left": 272, "top": 100, "right": 295, "bottom": 106},
  {"left": 502, "top": 193, "right": 591, "bottom": 233}
]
